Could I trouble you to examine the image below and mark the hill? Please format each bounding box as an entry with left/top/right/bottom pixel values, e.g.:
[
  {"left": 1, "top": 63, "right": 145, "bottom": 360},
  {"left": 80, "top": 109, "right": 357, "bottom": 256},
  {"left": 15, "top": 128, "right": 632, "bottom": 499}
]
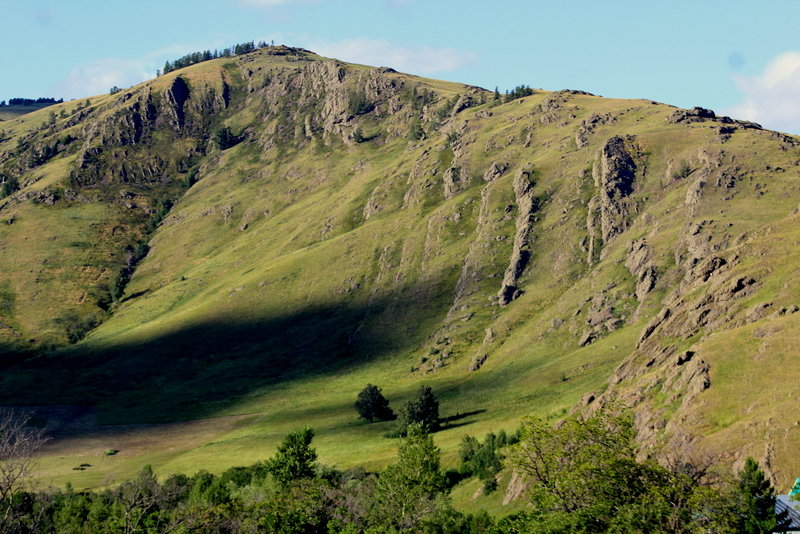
[{"left": 0, "top": 45, "right": 799, "bottom": 502}]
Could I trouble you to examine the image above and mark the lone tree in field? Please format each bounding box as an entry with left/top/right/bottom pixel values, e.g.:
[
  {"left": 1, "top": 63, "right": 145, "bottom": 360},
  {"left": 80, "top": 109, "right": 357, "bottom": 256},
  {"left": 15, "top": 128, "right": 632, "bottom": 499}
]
[
  {"left": 397, "top": 385, "right": 439, "bottom": 434},
  {"left": 355, "top": 384, "right": 395, "bottom": 422}
]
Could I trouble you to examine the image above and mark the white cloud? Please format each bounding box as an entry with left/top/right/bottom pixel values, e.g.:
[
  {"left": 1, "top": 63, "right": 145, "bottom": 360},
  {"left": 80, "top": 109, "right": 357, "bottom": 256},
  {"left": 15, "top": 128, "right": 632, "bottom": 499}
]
[
  {"left": 56, "top": 58, "right": 153, "bottom": 100},
  {"left": 723, "top": 51, "right": 800, "bottom": 135},
  {"left": 312, "top": 37, "right": 475, "bottom": 74}
]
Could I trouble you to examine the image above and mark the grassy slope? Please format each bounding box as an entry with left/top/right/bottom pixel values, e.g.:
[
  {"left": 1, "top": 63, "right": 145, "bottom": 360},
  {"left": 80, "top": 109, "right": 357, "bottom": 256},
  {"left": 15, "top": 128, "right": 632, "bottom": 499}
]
[{"left": 0, "top": 49, "right": 797, "bottom": 509}]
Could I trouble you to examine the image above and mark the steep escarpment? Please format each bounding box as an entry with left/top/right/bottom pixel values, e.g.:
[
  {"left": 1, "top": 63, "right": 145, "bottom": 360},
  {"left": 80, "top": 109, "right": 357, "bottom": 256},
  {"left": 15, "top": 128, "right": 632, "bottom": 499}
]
[{"left": 0, "top": 47, "right": 799, "bottom": 491}]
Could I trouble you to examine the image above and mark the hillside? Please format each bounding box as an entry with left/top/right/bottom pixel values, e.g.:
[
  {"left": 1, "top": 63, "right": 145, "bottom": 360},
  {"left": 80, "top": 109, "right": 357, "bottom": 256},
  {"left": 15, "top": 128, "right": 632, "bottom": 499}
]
[{"left": 0, "top": 45, "right": 799, "bottom": 498}]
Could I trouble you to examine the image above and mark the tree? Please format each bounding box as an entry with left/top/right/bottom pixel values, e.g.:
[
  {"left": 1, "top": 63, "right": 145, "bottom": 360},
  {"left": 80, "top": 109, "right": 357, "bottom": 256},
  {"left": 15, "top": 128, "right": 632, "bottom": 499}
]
[
  {"left": 511, "top": 407, "right": 642, "bottom": 528},
  {"left": 397, "top": 385, "right": 439, "bottom": 434},
  {"left": 354, "top": 384, "right": 394, "bottom": 422},
  {"left": 0, "top": 411, "right": 48, "bottom": 533},
  {"left": 369, "top": 424, "right": 449, "bottom": 530},
  {"left": 737, "top": 457, "right": 785, "bottom": 533},
  {"left": 265, "top": 427, "right": 317, "bottom": 487},
  {"left": 509, "top": 407, "right": 758, "bottom": 533}
]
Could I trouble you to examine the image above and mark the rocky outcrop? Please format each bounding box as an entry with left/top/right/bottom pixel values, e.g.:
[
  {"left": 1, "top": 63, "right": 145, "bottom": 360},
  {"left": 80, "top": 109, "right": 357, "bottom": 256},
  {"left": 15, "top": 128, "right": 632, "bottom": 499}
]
[
  {"left": 498, "top": 166, "right": 537, "bottom": 305},
  {"left": 594, "top": 136, "right": 639, "bottom": 243},
  {"left": 443, "top": 167, "right": 462, "bottom": 199},
  {"left": 668, "top": 106, "right": 762, "bottom": 131},
  {"left": 585, "top": 136, "right": 641, "bottom": 262},
  {"left": 625, "top": 239, "right": 657, "bottom": 300},
  {"left": 483, "top": 161, "right": 508, "bottom": 182},
  {"left": 575, "top": 113, "right": 615, "bottom": 148}
]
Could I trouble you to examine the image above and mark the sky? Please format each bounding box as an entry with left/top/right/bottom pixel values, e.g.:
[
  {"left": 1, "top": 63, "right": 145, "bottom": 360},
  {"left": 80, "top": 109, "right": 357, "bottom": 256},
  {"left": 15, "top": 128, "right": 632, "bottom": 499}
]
[{"left": 2, "top": 0, "right": 800, "bottom": 133}]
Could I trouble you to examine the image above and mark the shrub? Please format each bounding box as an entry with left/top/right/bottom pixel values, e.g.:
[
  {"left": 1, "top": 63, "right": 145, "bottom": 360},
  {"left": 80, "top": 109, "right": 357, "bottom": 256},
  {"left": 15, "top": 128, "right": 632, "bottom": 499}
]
[
  {"left": 459, "top": 432, "right": 505, "bottom": 493},
  {"left": 214, "top": 126, "right": 240, "bottom": 150},
  {"left": 348, "top": 91, "right": 373, "bottom": 116},
  {"left": 672, "top": 160, "right": 693, "bottom": 180}
]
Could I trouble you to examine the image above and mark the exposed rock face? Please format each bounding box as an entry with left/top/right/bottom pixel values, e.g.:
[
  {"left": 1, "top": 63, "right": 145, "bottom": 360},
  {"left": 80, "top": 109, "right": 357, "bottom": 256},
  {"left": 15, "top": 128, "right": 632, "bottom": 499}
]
[
  {"left": 163, "top": 76, "right": 191, "bottom": 129},
  {"left": 595, "top": 136, "right": 638, "bottom": 243},
  {"left": 498, "top": 166, "right": 536, "bottom": 305},
  {"left": 443, "top": 167, "right": 462, "bottom": 199},
  {"left": 625, "top": 239, "right": 657, "bottom": 300},
  {"left": 483, "top": 161, "right": 508, "bottom": 182},
  {"left": 586, "top": 136, "right": 642, "bottom": 262},
  {"left": 469, "top": 328, "right": 494, "bottom": 371},
  {"left": 574, "top": 113, "right": 615, "bottom": 148},
  {"left": 668, "top": 105, "right": 762, "bottom": 130}
]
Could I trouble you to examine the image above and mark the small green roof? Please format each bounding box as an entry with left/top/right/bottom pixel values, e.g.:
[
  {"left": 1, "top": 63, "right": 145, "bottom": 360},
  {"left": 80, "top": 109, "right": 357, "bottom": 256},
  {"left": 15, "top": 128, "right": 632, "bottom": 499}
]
[{"left": 790, "top": 478, "right": 800, "bottom": 496}]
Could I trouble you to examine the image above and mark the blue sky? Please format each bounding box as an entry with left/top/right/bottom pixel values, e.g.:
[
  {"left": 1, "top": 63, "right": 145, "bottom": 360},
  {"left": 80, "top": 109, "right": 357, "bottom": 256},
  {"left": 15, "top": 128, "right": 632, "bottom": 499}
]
[{"left": 3, "top": 0, "right": 800, "bottom": 133}]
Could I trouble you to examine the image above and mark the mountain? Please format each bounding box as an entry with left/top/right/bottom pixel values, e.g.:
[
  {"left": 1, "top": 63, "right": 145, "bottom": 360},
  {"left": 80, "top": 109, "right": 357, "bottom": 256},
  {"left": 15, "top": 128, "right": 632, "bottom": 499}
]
[{"left": 1, "top": 45, "right": 799, "bottom": 495}]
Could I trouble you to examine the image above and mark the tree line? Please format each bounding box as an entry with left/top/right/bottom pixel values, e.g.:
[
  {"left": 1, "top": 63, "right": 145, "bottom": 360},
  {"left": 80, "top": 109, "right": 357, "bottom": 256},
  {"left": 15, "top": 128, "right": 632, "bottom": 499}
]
[
  {"left": 0, "top": 402, "right": 787, "bottom": 533},
  {"left": 161, "top": 40, "right": 275, "bottom": 75},
  {"left": 0, "top": 98, "right": 63, "bottom": 107}
]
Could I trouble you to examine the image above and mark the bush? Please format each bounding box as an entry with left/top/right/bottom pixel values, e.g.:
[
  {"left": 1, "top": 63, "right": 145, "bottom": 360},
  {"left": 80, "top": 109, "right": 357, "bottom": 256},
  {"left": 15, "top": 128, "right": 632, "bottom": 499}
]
[
  {"left": 355, "top": 384, "right": 395, "bottom": 422},
  {"left": 672, "top": 160, "right": 693, "bottom": 180},
  {"left": 348, "top": 91, "right": 373, "bottom": 116},
  {"left": 54, "top": 312, "right": 99, "bottom": 343},
  {"left": 459, "top": 432, "right": 505, "bottom": 493},
  {"left": 0, "top": 176, "right": 19, "bottom": 198},
  {"left": 214, "top": 126, "right": 240, "bottom": 150}
]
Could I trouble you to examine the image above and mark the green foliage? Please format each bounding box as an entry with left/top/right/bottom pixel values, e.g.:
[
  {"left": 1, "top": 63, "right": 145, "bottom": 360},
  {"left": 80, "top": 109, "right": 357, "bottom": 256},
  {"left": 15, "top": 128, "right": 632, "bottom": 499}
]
[
  {"left": 214, "top": 126, "right": 240, "bottom": 150},
  {"left": 672, "top": 160, "right": 693, "bottom": 180},
  {"left": 459, "top": 431, "right": 507, "bottom": 493},
  {"left": 504, "top": 85, "right": 534, "bottom": 102},
  {"left": 53, "top": 311, "right": 99, "bottom": 344},
  {"left": 109, "top": 86, "right": 121, "bottom": 95},
  {"left": 162, "top": 40, "right": 265, "bottom": 74},
  {"left": 397, "top": 385, "right": 440, "bottom": 434},
  {"left": 737, "top": 457, "right": 783, "bottom": 533},
  {"left": 0, "top": 175, "right": 19, "bottom": 198},
  {"left": 407, "top": 119, "right": 425, "bottom": 141},
  {"left": 354, "top": 384, "right": 395, "bottom": 422},
  {"left": 0, "top": 282, "right": 15, "bottom": 316},
  {"left": 368, "top": 424, "right": 449, "bottom": 530},
  {"left": 509, "top": 407, "right": 758, "bottom": 533},
  {"left": 0, "top": 423, "right": 784, "bottom": 533},
  {"left": 348, "top": 91, "right": 373, "bottom": 116},
  {"left": 264, "top": 427, "right": 318, "bottom": 487}
]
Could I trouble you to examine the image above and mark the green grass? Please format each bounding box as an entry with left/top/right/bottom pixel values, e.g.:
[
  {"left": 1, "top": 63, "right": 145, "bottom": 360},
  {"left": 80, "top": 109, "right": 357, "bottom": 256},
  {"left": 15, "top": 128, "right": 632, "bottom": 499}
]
[{"left": 0, "top": 47, "right": 799, "bottom": 513}]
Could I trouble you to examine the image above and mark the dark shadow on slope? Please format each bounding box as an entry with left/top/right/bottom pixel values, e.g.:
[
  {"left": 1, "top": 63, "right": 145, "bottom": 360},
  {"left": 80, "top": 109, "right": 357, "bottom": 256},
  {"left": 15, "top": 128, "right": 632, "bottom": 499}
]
[
  {"left": 0, "top": 342, "right": 34, "bottom": 367},
  {"left": 0, "top": 279, "right": 454, "bottom": 426},
  {"left": 439, "top": 409, "right": 486, "bottom": 425}
]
